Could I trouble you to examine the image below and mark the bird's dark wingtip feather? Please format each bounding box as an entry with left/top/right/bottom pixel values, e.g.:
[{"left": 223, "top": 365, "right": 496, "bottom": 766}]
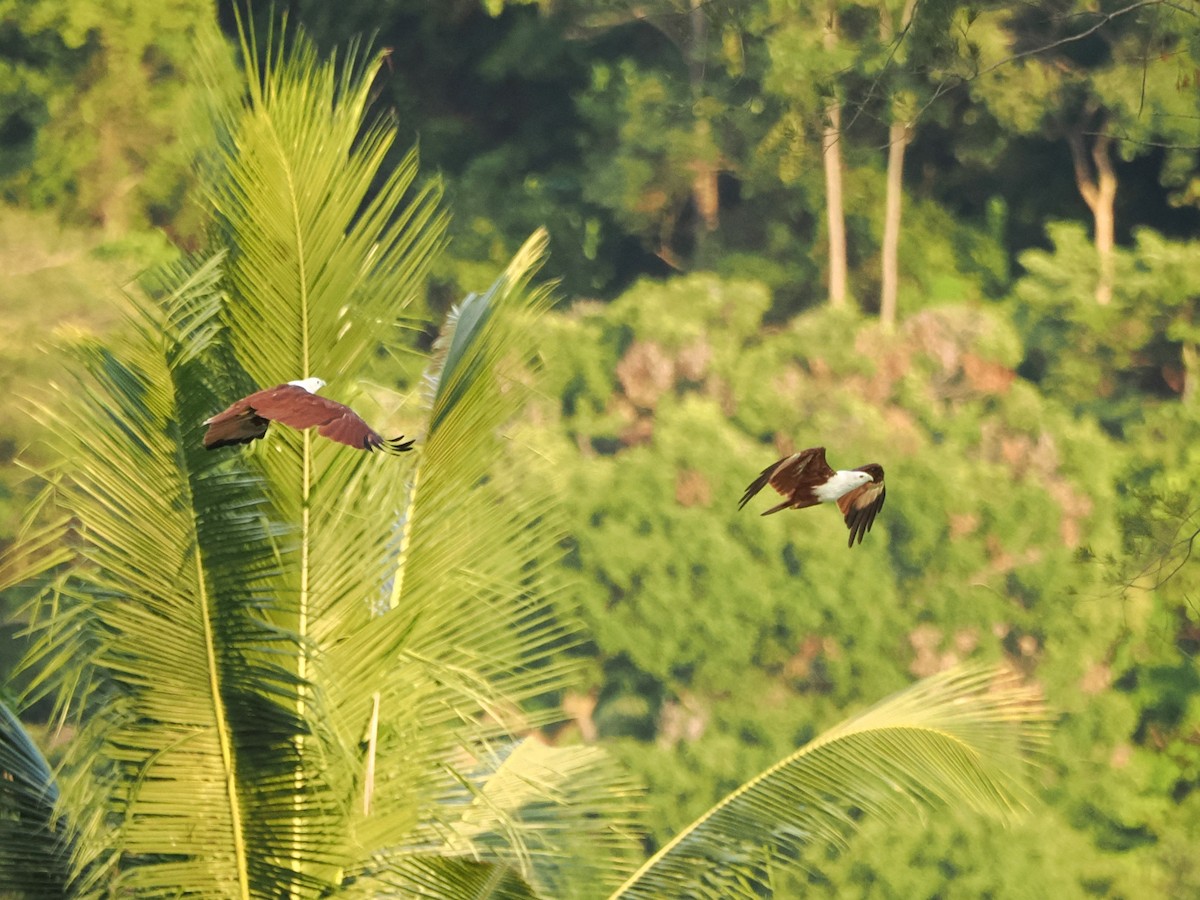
[
  {"left": 844, "top": 501, "right": 880, "bottom": 548},
  {"left": 738, "top": 464, "right": 775, "bottom": 510},
  {"left": 383, "top": 435, "right": 416, "bottom": 455}
]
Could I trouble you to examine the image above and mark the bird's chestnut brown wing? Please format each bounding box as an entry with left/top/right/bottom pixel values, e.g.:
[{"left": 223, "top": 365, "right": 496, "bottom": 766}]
[
  {"left": 317, "top": 409, "right": 385, "bottom": 450},
  {"left": 766, "top": 447, "right": 834, "bottom": 498},
  {"left": 243, "top": 385, "right": 338, "bottom": 430},
  {"left": 202, "top": 400, "right": 270, "bottom": 448},
  {"left": 837, "top": 482, "right": 886, "bottom": 547},
  {"left": 739, "top": 447, "right": 835, "bottom": 513}
]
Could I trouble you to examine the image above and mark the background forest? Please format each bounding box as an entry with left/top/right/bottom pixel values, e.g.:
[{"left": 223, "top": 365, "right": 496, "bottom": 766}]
[{"left": 2, "top": 0, "right": 1200, "bottom": 896}]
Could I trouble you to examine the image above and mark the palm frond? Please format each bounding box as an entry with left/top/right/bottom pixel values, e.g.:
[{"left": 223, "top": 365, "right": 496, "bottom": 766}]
[
  {"left": 197, "top": 21, "right": 640, "bottom": 890},
  {"left": 0, "top": 701, "right": 73, "bottom": 897},
  {"left": 17, "top": 255, "right": 327, "bottom": 896},
  {"left": 316, "top": 232, "right": 627, "bottom": 873},
  {"left": 430, "top": 737, "right": 643, "bottom": 898},
  {"left": 194, "top": 22, "right": 451, "bottom": 887},
  {"left": 205, "top": 20, "right": 445, "bottom": 392},
  {"left": 610, "top": 665, "right": 1050, "bottom": 899},
  {"left": 0, "top": 481, "right": 73, "bottom": 597},
  {"left": 339, "top": 856, "right": 542, "bottom": 899}
]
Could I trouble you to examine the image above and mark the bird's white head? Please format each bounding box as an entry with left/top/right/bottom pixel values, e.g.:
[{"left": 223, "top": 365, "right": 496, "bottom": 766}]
[{"left": 288, "top": 377, "right": 326, "bottom": 394}]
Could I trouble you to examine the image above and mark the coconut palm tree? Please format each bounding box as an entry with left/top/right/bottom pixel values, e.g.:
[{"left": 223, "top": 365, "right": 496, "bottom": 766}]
[
  {"left": 0, "top": 23, "right": 638, "bottom": 898},
  {"left": 0, "top": 20, "right": 1046, "bottom": 900}
]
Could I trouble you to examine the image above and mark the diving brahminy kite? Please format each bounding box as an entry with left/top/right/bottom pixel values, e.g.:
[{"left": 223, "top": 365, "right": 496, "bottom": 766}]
[
  {"left": 739, "top": 447, "right": 885, "bottom": 547},
  {"left": 203, "top": 378, "right": 414, "bottom": 454}
]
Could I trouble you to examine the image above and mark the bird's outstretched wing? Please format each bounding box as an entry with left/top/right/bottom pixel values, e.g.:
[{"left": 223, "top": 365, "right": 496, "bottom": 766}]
[
  {"left": 836, "top": 465, "right": 886, "bottom": 547},
  {"left": 201, "top": 404, "right": 269, "bottom": 448},
  {"left": 738, "top": 447, "right": 835, "bottom": 515},
  {"left": 204, "top": 384, "right": 414, "bottom": 454},
  {"left": 316, "top": 407, "right": 414, "bottom": 453}
]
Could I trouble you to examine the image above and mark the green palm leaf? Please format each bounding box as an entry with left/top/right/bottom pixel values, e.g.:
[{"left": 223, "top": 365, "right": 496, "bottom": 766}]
[
  {"left": 339, "top": 857, "right": 542, "bottom": 899},
  {"left": 205, "top": 24, "right": 446, "bottom": 391},
  {"left": 203, "top": 20, "right": 635, "bottom": 895},
  {"left": 610, "top": 665, "right": 1049, "bottom": 899},
  {"left": 432, "top": 737, "right": 644, "bottom": 897},
  {"left": 15, "top": 254, "right": 322, "bottom": 897},
  {"left": 0, "top": 700, "right": 73, "bottom": 897},
  {"left": 196, "top": 20, "right": 450, "bottom": 889},
  {"left": 320, "top": 232, "right": 644, "bottom": 893}
]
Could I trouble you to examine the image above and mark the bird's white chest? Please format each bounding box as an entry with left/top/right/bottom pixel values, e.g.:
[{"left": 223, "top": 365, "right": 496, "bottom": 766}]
[{"left": 815, "top": 470, "right": 868, "bottom": 502}]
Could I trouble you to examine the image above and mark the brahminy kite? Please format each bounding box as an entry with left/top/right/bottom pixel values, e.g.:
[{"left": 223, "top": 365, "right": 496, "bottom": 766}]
[
  {"left": 739, "top": 446, "right": 885, "bottom": 547},
  {"left": 203, "top": 378, "right": 414, "bottom": 454}
]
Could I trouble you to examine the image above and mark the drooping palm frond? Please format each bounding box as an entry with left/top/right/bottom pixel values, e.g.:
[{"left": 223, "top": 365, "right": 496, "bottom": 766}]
[
  {"left": 0, "top": 700, "right": 73, "bottom": 897},
  {"left": 329, "top": 737, "right": 642, "bottom": 899},
  {"left": 610, "top": 665, "right": 1049, "bottom": 899},
  {"left": 0, "top": 482, "right": 73, "bottom": 599}
]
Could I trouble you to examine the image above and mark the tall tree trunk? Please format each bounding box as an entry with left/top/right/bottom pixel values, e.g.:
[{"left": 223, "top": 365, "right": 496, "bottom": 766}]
[
  {"left": 877, "top": 0, "right": 918, "bottom": 330},
  {"left": 692, "top": 120, "right": 719, "bottom": 234},
  {"left": 1067, "top": 122, "right": 1117, "bottom": 305},
  {"left": 1183, "top": 342, "right": 1198, "bottom": 405},
  {"left": 879, "top": 120, "right": 908, "bottom": 330},
  {"left": 822, "top": 5, "right": 848, "bottom": 309},
  {"left": 689, "top": 0, "right": 719, "bottom": 262}
]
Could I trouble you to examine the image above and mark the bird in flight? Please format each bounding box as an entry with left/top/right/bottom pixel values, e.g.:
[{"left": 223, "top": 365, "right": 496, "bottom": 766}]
[
  {"left": 739, "top": 446, "right": 885, "bottom": 547},
  {"left": 203, "top": 378, "right": 415, "bottom": 454}
]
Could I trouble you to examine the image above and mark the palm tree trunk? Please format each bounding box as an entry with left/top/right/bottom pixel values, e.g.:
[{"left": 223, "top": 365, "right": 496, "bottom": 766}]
[{"left": 822, "top": 5, "right": 847, "bottom": 309}]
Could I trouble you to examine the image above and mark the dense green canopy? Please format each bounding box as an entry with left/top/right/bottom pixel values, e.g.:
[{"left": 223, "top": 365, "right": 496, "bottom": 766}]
[{"left": 2, "top": 1, "right": 1200, "bottom": 896}]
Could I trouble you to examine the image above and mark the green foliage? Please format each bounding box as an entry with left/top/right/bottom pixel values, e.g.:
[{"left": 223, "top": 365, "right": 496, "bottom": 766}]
[
  {"left": 0, "top": 206, "right": 180, "bottom": 685},
  {"left": 576, "top": 60, "right": 699, "bottom": 247},
  {"left": 1013, "top": 224, "right": 1200, "bottom": 428},
  {"left": 528, "top": 270, "right": 1172, "bottom": 893},
  {"left": 0, "top": 209, "right": 149, "bottom": 540},
  {"left": 0, "top": 0, "right": 215, "bottom": 233},
  {"left": 4, "top": 0, "right": 1200, "bottom": 895}
]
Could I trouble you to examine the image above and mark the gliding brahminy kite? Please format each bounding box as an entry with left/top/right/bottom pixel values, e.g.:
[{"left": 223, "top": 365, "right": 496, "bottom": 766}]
[
  {"left": 739, "top": 447, "right": 885, "bottom": 547},
  {"left": 203, "top": 378, "right": 414, "bottom": 454}
]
